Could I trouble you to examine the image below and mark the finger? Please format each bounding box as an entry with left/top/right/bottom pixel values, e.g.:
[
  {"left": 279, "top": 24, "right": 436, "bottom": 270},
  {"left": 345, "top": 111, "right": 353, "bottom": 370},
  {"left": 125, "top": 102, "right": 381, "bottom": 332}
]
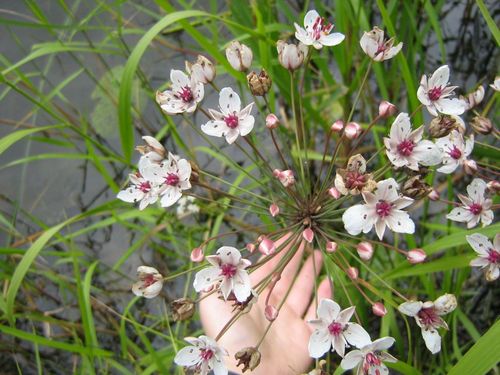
[
  {"left": 285, "top": 250, "right": 323, "bottom": 316},
  {"left": 272, "top": 239, "right": 307, "bottom": 297},
  {"left": 304, "top": 277, "right": 333, "bottom": 323}
]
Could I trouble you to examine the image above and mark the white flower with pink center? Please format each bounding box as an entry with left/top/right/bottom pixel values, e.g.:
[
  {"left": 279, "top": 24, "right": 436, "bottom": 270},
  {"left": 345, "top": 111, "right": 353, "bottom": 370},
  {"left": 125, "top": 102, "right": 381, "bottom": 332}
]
[
  {"left": 147, "top": 152, "right": 192, "bottom": 208},
  {"left": 340, "top": 337, "right": 397, "bottom": 375},
  {"left": 131, "top": 266, "right": 163, "bottom": 298},
  {"left": 435, "top": 130, "right": 474, "bottom": 174},
  {"left": 466, "top": 233, "right": 500, "bottom": 281},
  {"left": 342, "top": 178, "right": 415, "bottom": 240},
  {"left": 174, "top": 335, "right": 228, "bottom": 375},
  {"left": 359, "top": 26, "right": 402, "bottom": 61},
  {"left": 447, "top": 178, "right": 493, "bottom": 228},
  {"left": 398, "top": 294, "right": 457, "bottom": 354},
  {"left": 294, "top": 10, "right": 345, "bottom": 49},
  {"left": 156, "top": 69, "right": 204, "bottom": 115},
  {"left": 384, "top": 113, "right": 441, "bottom": 171},
  {"left": 193, "top": 246, "right": 252, "bottom": 302},
  {"left": 308, "top": 299, "right": 371, "bottom": 358},
  {"left": 117, "top": 167, "right": 160, "bottom": 211},
  {"left": 136, "top": 136, "right": 166, "bottom": 170},
  {"left": 201, "top": 87, "right": 254, "bottom": 144},
  {"left": 417, "top": 65, "right": 467, "bottom": 116}
]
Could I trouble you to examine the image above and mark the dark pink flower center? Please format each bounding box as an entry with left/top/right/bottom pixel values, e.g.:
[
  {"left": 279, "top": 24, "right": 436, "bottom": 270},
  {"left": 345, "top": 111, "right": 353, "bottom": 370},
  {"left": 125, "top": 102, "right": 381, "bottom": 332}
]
[
  {"left": 345, "top": 171, "right": 367, "bottom": 189},
  {"left": 165, "top": 173, "right": 180, "bottom": 186},
  {"left": 200, "top": 349, "right": 214, "bottom": 361},
  {"left": 220, "top": 264, "right": 237, "bottom": 278},
  {"left": 178, "top": 86, "right": 193, "bottom": 103},
  {"left": 417, "top": 307, "right": 440, "bottom": 326},
  {"left": 364, "top": 353, "right": 382, "bottom": 370},
  {"left": 428, "top": 86, "right": 443, "bottom": 101},
  {"left": 327, "top": 322, "right": 343, "bottom": 336},
  {"left": 397, "top": 139, "right": 415, "bottom": 156},
  {"left": 448, "top": 146, "right": 462, "bottom": 160},
  {"left": 312, "top": 17, "right": 333, "bottom": 40},
  {"left": 468, "top": 203, "right": 482, "bottom": 215},
  {"left": 376, "top": 43, "right": 387, "bottom": 55},
  {"left": 487, "top": 250, "right": 500, "bottom": 264},
  {"left": 224, "top": 114, "right": 239, "bottom": 129},
  {"left": 139, "top": 181, "right": 151, "bottom": 193},
  {"left": 142, "top": 274, "right": 156, "bottom": 288},
  {"left": 376, "top": 200, "right": 392, "bottom": 218}
]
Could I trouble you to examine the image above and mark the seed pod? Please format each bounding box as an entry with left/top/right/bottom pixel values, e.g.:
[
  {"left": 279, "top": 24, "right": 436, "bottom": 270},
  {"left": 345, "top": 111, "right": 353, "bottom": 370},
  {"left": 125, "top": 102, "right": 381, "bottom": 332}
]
[
  {"left": 247, "top": 69, "right": 272, "bottom": 96},
  {"left": 235, "top": 347, "right": 261, "bottom": 373},
  {"left": 171, "top": 298, "right": 196, "bottom": 321}
]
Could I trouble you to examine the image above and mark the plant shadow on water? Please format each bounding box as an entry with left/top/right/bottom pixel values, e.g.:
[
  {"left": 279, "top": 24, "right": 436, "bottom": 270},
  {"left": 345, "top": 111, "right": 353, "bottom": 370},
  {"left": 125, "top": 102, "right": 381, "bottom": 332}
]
[{"left": 0, "top": 1, "right": 499, "bottom": 374}]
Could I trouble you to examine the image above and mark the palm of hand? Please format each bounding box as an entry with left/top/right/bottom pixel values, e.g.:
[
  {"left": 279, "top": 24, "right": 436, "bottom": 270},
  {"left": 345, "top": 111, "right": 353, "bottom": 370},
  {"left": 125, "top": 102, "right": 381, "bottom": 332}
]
[{"left": 200, "top": 239, "right": 331, "bottom": 374}]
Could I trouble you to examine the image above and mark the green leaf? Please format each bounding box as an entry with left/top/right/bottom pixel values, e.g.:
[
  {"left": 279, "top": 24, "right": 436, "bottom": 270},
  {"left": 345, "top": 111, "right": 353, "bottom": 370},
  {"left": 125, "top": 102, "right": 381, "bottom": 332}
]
[
  {"left": 448, "top": 320, "right": 500, "bottom": 375},
  {"left": 0, "top": 125, "right": 62, "bottom": 156}
]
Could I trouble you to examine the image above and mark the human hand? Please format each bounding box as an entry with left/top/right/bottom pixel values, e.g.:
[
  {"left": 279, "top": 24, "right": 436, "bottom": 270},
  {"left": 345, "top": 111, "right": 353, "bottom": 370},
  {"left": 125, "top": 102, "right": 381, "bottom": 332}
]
[{"left": 199, "top": 235, "right": 332, "bottom": 374}]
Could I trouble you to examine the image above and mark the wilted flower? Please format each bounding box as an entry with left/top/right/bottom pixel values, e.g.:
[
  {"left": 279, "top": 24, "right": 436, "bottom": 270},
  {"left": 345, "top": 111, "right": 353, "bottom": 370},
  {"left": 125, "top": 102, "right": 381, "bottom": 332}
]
[
  {"left": 466, "top": 233, "right": 500, "bottom": 281},
  {"left": 147, "top": 152, "right": 192, "bottom": 207},
  {"left": 360, "top": 26, "right": 402, "bottom": 61},
  {"left": 235, "top": 347, "right": 261, "bottom": 373},
  {"left": 201, "top": 87, "right": 254, "bottom": 144},
  {"left": 174, "top": 335, "right": 227, "bottom": 375},
  {"left": 308, "top": 299, "right": 371, "bottom": 358},
  {"left": 277, "top": 40, "right": 308, "bottom": 70},
  {"left": 384, "top": 113, "right": 442, "bottom": 171},
  {"left": 171, "top": 298, "right": 196, "bottom": 321},
  {"left": 398, "top": 294, "right": 457, "bottom": 354},
  {"left": 435, "top": 130, "right": 474, "bottom": 174},
  {"left": 428, "top": 114, "right": 465, "bottom": 138},
  {"left": 193, "top": 246, "right": 252, "bottom": 302},
  {"left": 226, "top": 41, "right": 253, "bottom": 71},
  {"left": 490, "top": 76, "right": 500, "bottom": 92},
  {"left": 247, "top": 69, "right": 272, "bottom": 96},
  {"left": 447, "top": 178, "right": 493, "bottom": 228},
  {"left": 132, "top": 266, "right": 163, "bottom": 298},
  {"left": 117, "top": 169, "right": 160, "bottom": 211},
  {"left": 343, "top": 178, "right": 415, "bottom": 240},
  {"left": 402, "top": 175, "right": 432, "bottom": 199},
  {"left": 156, "top": 69, "right": 204, "bottom": 114},
  {"left": 340, "top": 337, "right": 397, "bottom": 374},
  {"left": 334, "top": 154, "right": 376, "bottom": 196},
  {"left": 294, "top": 9, "right": 345, "bottom": 49},
  {"left": 417, "top": 65, "right": 467, "bottom": 116},
  {"left": 461, "top": 85, "right": 484, "bottom": 110},
  {"left": 186, "top": 55, "right": 215, "bottom": 84},
  {"left": 470, "top": 115, "right": 493, "bottom": 135}
]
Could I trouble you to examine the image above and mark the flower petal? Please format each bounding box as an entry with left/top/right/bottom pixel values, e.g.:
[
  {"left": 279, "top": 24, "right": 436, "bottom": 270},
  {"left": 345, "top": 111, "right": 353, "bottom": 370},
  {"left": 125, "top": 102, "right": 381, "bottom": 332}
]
[
  {"left": 319, "top": 32, "right": 345, "bottom": 46},
  {"left": 160, "top": 187, "right": 182, "bottom": 207},
  {"left": 170, "top": 69, "right": 190, "bottom": 90},
  {"left": 389, "top": 113, "right": 411, "bottom": 142},
  {"left": 446, "top": 207, "right": 473, "bottom": 223},
  {"left": 421, "top": 327, "right": 441, "bottom": 354},
  {"left": 466, "top": 233, "right": 492, "bottom": 256},
  {"left": 371, "top": 336, "right": 395, "bottom": 351},
  {"left": 386, "top": 210, "right": 415, "bottom": 234},
  {"left": 340, "top": 350, "right": 364, "bottom": 370},
  {"left": 117, "top": 187, "right": 144, "bottom": 203},
  {"left": 201, "top": 120, "right": 227, "bottom": 138},
  {"left": 398, "top": 301, "right": 423, "bottom": 317},
  {"left": 374, "top": 178, "right": 399, "bottom": 202},
  {"left": 174, "top": 345, "right": 201, "bottom": 366},
  {"left": 303, "top": 10, "right": 320, "bottom": 29},
  {"left": 342, "top": 204, "right": 374, "bottom": 236},
  {"left": 238, "top": 115, "right": 255, "bottom": 136},
  {"left": 317, "top": 298, "right": 341, "bottom": 322},
  {"left": 434, "top": 294, "right": 457, "bottom": 315},
  {"left": 435, "top": 98, "right": 466, "bottom": 115},
  {"left": 219, "top": 87, "right": 241, "bottom": 114},
  {"left": 429, "top": 65, "right": 450, "bottom": 88},
  {"left": 344, "top": 323, "right": 371, "bottom": 348},
  {"left": 413, "top": 140, "right": 442, "bottom": 166},
  {"left": 467, "top": 178, "right": 487, "bottom": 202},
  {"left": 193, "top": 266, "right": 221, "bottom": 292},
  {"left": 308, "top": 328, "right": 332, "bottom": 358}
]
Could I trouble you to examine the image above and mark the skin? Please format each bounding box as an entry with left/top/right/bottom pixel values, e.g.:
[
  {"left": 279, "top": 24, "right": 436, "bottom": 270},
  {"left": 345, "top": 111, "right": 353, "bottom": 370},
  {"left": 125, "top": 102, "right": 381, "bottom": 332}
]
[{"left": 200, "top": 236, "right": 332, "bottom": 374}]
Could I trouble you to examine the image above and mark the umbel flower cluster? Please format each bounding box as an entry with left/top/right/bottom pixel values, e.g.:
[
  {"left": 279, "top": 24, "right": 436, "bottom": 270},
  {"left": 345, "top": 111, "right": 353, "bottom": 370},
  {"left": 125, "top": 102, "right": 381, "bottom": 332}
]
[{"left": 118, "top": 9, "right": 498, "bottom": 375}]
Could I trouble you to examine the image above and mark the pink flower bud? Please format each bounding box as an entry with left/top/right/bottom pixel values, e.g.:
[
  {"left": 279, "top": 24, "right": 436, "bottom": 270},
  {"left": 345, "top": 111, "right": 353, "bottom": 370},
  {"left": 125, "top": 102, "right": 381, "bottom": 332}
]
[
  {"left": 464, "top": 159, "right": 477, "bottom": 175},
  {"left": 331, "top": 120, "right": 344, "bottom": 132},
  {"left": 407, "top": 248, "right": 427, "bottom": 264},
  {"left": 326, "top": 241, "right": 338, "bottom": 253},
  {"left": 258, "top": 237, "right": 276, "bottom": 255},
  {"left": 273, "top": 169, "right": 281, "bottom": 178},
  {"left": 269, "top": 203, "right": 280, "bottom": 217},
  {"left": 328, "top": 187, "right": 341, "bottom": 199},
  {"left": 347, "top": 266, "right": 359, "bottom": 280},
  {"left": 302, "top": 228, "right": 314, "bottom": 243},
  {"left": 264, "top": 305, "right": 278, "bottom": 321},
  {"left": 356, "top": 242, "right": 374, "bottom": 261},
  {"left": 344, "top": 122, "right": 361, "bottom": 139},
  {"left": 487, "top": 180, "right": 500, "bottom": 194},
  {"left": 246, "top": 243, "right": 256, "bottom": 253},
  {"left": 190, "top": 247, "right": 204, "bottom": 262},
  {"left": 428, "top": 189, "right": 439, "bottom": 201},
  {"left": 378, "top": 101, "right": 397, "bottom": 118},
  {"left": 372, "top": 302, "right": 387, "bottom": 317},
  {"left": 266, "top": 114, "right": 280, "bottom": 129}
]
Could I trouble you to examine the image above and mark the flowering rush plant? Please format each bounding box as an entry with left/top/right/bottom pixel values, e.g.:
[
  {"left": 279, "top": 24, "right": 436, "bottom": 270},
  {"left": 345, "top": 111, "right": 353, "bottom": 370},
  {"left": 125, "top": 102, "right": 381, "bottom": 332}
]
[{"left": 116, "top": 7, "right": 499, "bottom": 375}]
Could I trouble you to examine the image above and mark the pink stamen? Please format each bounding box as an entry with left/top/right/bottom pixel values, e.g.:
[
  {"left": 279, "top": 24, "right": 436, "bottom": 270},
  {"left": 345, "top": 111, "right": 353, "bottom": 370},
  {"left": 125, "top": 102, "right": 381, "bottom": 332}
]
[
  {"left": 165, "top": 173, "right": 180, "bottom": 186},
  {"left": 139, "top": 181, "right": 151, "bottom": 193},
  {"left": 328, "top": 322, "right": 343, "bottom": 336},
  {"left": 312, "top": 17, "right": 333, "bottom": 40},
  {"left": 200, "top": 349, "right": 214, "bottom": 361},
  {"left": 487, "top": 250, "right": 500, "bottom": 264},
  {"left": 448, "top": 146, "right": 462, "bottom": 160},
  {"left": 220, "top": 264, "right": 237, "bottom": 278},
  {"left": 178, "top": 86, "right": 193, "bottom": 103},
  {"left": 224, "top": 114, "right": 239, "bottom": 129},
  {"left": 468, "top": 203, "right": 482, "bottom": 215},
  {"left": 417, "top": 308, "right": 440, "bottom": 326},
  {"left": 376, "top": 201, "right": 392, "bottom": 218},
  {"left": 345, "top": 171, "right": 367, "bottom": 189},
  {"left": 428, "top": 86, "right": 443, "bottom": 101},
  {"left": 142, "top": 274, "right": 156, "bottom": 288},
  {"left": 397, "top": 139, "right": 415, "bottom": 156}
]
